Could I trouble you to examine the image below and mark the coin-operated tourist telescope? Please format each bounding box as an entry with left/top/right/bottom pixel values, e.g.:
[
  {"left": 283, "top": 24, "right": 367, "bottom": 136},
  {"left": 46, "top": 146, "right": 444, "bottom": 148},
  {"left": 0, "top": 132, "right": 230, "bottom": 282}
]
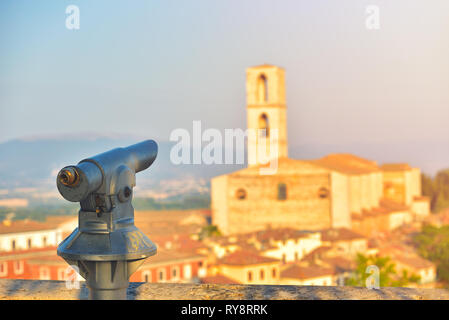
[{"left": 56, "top": 140, "right": 158, "bottom": 300}]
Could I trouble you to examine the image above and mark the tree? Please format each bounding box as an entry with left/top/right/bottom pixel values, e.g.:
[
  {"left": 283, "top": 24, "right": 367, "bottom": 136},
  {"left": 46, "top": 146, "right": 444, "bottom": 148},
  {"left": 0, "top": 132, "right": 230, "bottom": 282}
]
[
  {"left": 422, "top": 173, "right": 437, "bottom": 210},
  {"left": 414, "top": 224, "right": 449, "bottom": 284},
  {"left": 198, "top": 225, "right": 221, "bottom": 240},
  {"left": 421, "top": 170, "right": 449, "bottom": 213},
  {"left": 346, "top": 254, "right": 420, "bottom": 287}
]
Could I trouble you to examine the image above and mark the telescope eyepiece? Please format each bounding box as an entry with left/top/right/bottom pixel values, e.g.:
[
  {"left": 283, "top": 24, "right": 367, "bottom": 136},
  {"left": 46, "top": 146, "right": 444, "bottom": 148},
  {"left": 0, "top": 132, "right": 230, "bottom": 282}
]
[{"left": 58, "top": 166, "right": 79, "bottom": 187}]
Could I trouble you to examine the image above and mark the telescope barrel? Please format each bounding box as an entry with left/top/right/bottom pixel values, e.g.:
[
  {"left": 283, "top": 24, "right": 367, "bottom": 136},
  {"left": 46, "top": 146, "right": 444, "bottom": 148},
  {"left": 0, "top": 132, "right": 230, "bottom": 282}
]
[
  {"left": 56, "top": 139, "right": 158, "bottom": 202},
  {"left": 122, "top": 139, "right": 158, "bottom": 173}
]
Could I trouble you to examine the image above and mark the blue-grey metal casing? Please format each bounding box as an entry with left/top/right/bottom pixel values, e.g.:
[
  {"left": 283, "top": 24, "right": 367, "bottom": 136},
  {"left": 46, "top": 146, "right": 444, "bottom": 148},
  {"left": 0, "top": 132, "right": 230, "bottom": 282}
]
[{"left": 56, "top": 140, "right": 158, "bottom": 299}]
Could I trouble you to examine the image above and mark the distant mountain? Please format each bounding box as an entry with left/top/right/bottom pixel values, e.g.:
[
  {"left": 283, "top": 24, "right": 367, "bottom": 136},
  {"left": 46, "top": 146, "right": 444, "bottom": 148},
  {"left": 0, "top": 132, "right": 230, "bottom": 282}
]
[
  {"left": 0, "top": 135, "right": 447, "bottom": 192},
  {"left": 0, "top": 136, "right": 245, "bottom": 190}
]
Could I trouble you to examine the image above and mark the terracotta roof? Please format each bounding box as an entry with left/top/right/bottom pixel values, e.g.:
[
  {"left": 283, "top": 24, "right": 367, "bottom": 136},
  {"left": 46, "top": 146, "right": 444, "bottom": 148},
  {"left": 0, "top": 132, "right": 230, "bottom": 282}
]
[
  {"left": 218, "top": 250, "right": 279, "bottom": 266},
  {"left": 321, "top": 228, "right": 365, "bottom": 242},
  {"left": 379, "top": 199, "right": 410, "bottom": 211},
  {"left": 134, "top": 210, "right": 207, "bottom": 238},
  {"left": 377, "top": 244, "right": 435, "bottom": 271},
  {"left": 0, "top": 247, "right": 57, "bottom": 260},
  {"left": 0, "top": 220, "right": 59, "bottom": 235},
  {"left": 321, "top": 256, "right": 356, "bottom": 272},
  {"left": 201, "top": 275, "right": 239, "bottom": 284},
  {"left": 135, "top": 210, "right": 208, "bottom": 224},
  {"left": 355, "top": 199, "right": 410, "bottom": 218},
  {"left": 252, "top": 229, "right": 317, "bottom": 242},
  {"left": 209, "top": 229, "right": 318, "bottom": 254},
  {"left": 27, "top": 254, "right": 67, "bottom": 266},
  {"left": 302, "top": 246, "right": 333, "bottom": 260},
  {"left": 228, "top": 157, "right": 329, "bottom": 177},
  {"left": 142, "top": 249, "right": 206, "bottom": 266},
  {"left": 394, "top": 255, "right": 435, "bottom": 270},
  {"left": 311, "top": 154, "right": 379, "bottom": 175},
  {"left": 152, "top": 234, "right": 208, "bottom": 253},
  {"left": 413, "top": 196, "right": 430, "bottom": 202},
  {"left": 281, "top": 263, "right": 335, "bottom": 280},
  {"left": 43, "top": 215, "right": 77, "bottom": 226},
  {"left": 381, "top": 163, "right": 412, "bottom": 171}
]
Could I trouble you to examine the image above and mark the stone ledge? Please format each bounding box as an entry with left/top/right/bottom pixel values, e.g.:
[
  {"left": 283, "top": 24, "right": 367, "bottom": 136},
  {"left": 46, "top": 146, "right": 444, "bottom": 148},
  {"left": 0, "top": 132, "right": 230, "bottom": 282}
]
[{"left": 1, "top": 279, "right": 449, "bottom": 300}]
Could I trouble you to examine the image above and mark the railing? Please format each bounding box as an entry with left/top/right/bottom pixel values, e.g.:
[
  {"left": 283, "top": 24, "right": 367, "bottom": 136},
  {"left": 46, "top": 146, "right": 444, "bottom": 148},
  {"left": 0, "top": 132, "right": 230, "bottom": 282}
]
[{"left": 1, "top": 279, "right": 449, "bottom": 300}]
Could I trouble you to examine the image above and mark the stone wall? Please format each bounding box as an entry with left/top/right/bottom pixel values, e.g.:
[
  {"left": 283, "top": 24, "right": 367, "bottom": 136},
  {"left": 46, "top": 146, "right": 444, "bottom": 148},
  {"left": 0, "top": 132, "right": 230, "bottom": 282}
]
[
  {"left": 1, "top": 279, "right": 449, "bottom": 300},
  {"left": 224, "top": 172, "right": 332, "bottom": 235}
]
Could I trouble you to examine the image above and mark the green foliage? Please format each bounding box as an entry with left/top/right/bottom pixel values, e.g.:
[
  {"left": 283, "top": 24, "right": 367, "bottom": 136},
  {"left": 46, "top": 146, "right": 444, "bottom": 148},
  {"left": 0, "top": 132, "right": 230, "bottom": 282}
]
[
  {"left": 0, "top": 204, "right": 78, "bottom": 222},
  {"left": 198, "top": 225, "right": 221, "bottom": 240},
  {"left": 422, "top": 170, "right": 449, "bottom": 213},
  {"left": 0, "top": 194, "right": 210, "bottom": 222},
  {"left": 414, "top": 224, "right": 449, "bottom": 284},
  {"left": 346, "top": 253, "right": 420, "bottom": 287}
]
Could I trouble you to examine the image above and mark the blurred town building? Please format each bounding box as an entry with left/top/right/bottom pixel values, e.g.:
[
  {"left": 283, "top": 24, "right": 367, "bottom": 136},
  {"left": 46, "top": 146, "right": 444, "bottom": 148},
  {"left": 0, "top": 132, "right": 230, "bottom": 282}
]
[
  {"left": 0, "top": 65, "right": 439, "bottom": 289},
  {"left": 212, "top": 64, "right": 430, "bottom": 236},
  {"left": 0, "top": 211, "right": 209, "bottom": 284}
]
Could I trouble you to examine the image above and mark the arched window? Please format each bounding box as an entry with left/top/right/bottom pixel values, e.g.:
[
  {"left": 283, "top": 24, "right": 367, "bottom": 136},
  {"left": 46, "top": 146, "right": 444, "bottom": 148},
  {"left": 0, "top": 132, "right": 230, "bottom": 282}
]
[
  {"left": 318, "top": 187, "right": 329, "bottom": 199},
  {"left": 235, "top": 188, "right": 247, "bottom": 200},
  {"left": 142, "top": 270, "right": 151, "bottom": 282},
  {"left": 171, "top": 266, "right": 180, "bottom": 280},
  {"left": 257, "top": 74, "right": 268, "bottom": 103},
  {"left": 260, "top": 269, "right": 265, "bottom": 280},
  {"left": 157, "top": 269, "right": 166, "bottom": 282},
  {"left": 258, "top": 113, "right": 269, "bottom": 137},
  {"left": 0, "top": 262, "right": 7, "bottom": 277},
  {"left": 39, "top": 267, "right": 50, "bottom": 280},
  {"left": 14, "top": 261, "right": 24, "bottom": 275},
  {"left": 27, "top": 238, "right": 32, "bottom": 249},
  {"left": 247, "top": 271, "right": 253, "bottom": 282},
  {"left": 277, "top": 183, "right": 287, "bottom": 200}
]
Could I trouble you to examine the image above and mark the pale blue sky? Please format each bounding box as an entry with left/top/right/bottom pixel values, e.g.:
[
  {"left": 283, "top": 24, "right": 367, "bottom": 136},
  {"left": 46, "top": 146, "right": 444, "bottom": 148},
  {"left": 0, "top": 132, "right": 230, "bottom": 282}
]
[{"left": 1, "top": 0, "right": 449, "bottom": 146}]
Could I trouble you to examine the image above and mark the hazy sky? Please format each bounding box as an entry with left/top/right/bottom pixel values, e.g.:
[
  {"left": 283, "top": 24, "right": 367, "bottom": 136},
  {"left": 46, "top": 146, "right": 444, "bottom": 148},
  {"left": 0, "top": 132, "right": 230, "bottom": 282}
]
[{"left": 1, "top": 0, "right": 449, "bottom": 146}]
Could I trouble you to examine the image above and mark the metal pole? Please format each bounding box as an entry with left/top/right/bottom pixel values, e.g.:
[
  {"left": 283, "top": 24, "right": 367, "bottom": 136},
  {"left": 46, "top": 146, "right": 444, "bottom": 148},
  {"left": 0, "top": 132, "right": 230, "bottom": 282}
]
[{"left": 89, "top": 288, "right": 128, "bottom": 300}]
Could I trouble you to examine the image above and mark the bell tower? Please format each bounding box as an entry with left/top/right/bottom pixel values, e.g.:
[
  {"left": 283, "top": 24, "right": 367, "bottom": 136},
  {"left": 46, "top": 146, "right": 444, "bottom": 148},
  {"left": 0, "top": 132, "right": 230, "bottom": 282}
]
[{"left": 246, "top": 65, "right": 288, "bottom": 166}]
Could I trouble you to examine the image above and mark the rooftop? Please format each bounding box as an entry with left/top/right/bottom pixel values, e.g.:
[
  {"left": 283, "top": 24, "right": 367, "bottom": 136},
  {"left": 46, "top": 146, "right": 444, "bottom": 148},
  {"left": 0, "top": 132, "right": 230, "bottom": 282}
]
[
  {"left": 0, "top": 247, "right": 57, "bottom": 261},
  {"left": 321, "top": 228, "right": 365, "bottom": 242},
  {"left": 0, "top": 215, "right": 76, "bottom": 235},
  {"left": 281, "top": 264, "right": 335, "bottom": 280},
  {"left": 141, "top": 248, "right": 206, "bottom": 266},
  {"left": 218, "top": 250, "right": 279, "bottom": 266},
  {"left": 229, "top": 157, "right": 329, "bottom": 177},
  {"left": 381, "top": 163, "right": 413, "bottom": 172},
  {"left": 354, "top": 199, "right": 411, "bottom": 219},
  {"left": 0, "top": 220, "right": 59, "bottom": 234},
  {"left": 312, "top": 154, "right": 380, "bottom": 175},
  {"left": 252, "top": 228, "right": 317, "bottom": 242}
]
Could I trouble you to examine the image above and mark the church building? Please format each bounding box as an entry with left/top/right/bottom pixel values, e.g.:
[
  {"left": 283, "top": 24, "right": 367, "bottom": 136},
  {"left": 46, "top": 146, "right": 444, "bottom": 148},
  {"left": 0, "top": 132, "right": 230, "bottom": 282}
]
[{"left": 211, "top": 65, "right": 429, "bottom": 236}]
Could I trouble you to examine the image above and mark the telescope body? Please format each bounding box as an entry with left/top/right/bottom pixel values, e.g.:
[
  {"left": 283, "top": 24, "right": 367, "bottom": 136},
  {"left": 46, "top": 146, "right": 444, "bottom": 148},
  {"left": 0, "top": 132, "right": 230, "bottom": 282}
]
[{"left": 56, "top": 140, "right": 158, "bottom": 299}]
